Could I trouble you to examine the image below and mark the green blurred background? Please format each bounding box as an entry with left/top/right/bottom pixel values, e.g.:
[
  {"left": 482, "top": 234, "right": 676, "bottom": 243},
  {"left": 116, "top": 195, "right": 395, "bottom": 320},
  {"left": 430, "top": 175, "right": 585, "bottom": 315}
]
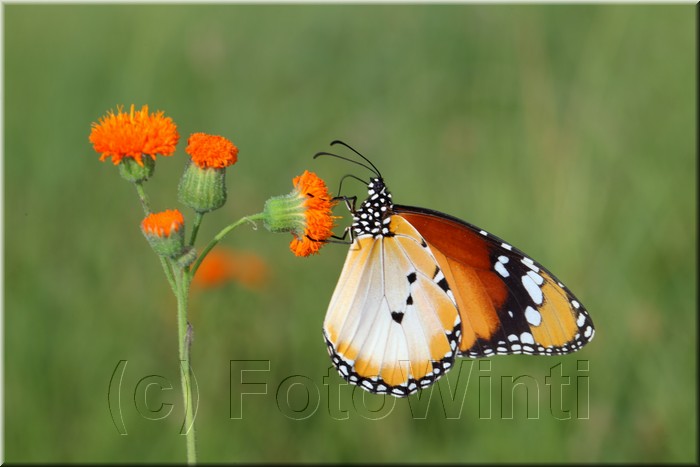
[{"left": 3, "top": 4, "right": 696, "bottom": 463}]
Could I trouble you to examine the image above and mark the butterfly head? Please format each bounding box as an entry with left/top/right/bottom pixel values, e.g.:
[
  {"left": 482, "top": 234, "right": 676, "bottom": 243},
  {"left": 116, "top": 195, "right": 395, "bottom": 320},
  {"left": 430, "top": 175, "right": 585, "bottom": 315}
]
[
  {"left": 352, "top": 177, "right": 394, "bottom": 238},
  {"left": 313, "top": 141, "right": 392, "bottom": 237}
]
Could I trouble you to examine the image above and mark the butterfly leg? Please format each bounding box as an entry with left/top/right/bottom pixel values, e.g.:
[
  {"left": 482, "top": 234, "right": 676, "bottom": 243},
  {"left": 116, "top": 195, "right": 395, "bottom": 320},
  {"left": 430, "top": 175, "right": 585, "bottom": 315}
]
[
  {"left": 307, "top": 225, "right": 354, "bottom": 245},
  {"left": 306, "top": 195, "right": 358, "bottom": 245},
  {"left": 332, "top": 195, "right": 357, "bottom": 214}
]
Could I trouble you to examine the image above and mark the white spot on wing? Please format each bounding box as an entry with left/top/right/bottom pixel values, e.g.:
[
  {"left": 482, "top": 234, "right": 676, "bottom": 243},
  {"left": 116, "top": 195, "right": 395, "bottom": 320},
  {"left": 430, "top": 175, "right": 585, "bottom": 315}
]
[
  {"left": 524, "top": 306, "right": 542, "bottom": 326},
  {"left": 479, "top": 230, "right": 488, "bottom": 236},
  {"left": 522, "top": 274, "right": 543, "bottom": 305},
  {"left": 495, "top": 261, "right": 509, "bottom": 278},
  {"left": 520, "top": 332, "right": 535, "bottom": 345},
  {"left": 501, "top": 243, "right": 512, "bottom": 250},
  {"left": 577, "top": 313, "right": 586, "bottom": 327},
  {"left": 526, "top": 270, "right": 544, "bottom": 285},
  {"left": 522, "top": 257, "right": 540, "bottom": 272}
]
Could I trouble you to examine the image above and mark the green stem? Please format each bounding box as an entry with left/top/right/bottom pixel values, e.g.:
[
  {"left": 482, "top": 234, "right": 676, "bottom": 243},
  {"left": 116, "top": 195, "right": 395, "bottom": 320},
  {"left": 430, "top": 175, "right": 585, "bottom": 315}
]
[
  {"left": 189, "top": 211, "right": 205, "bottom": 247},
  {"left": 160, "top": 259, "right": 178, "bottom": 296},
  {"left": 188, "top": 213, "right": 265, "bottom": 279},
  {"left": 134, "top": 182, "right": 151, "bottom": 215},
  {"left": 176, "top": 270, "right": 197, "bottom": 464}
]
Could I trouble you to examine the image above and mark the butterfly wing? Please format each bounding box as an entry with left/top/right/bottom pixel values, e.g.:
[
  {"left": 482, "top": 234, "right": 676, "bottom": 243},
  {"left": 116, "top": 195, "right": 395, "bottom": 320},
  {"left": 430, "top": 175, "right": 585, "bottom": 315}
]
[
  {"left": 394, "top": 205, "right": 595, "bottom": 357},
  {"left": 323, "top": 216, "right": 461, "bottom": 397}
]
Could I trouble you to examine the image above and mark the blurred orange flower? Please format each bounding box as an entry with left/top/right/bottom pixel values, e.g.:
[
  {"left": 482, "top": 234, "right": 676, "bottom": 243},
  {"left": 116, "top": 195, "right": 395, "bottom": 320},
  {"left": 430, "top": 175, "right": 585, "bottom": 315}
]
[{"left": 192, "top": 247, "right": 269, "bottom": 290}]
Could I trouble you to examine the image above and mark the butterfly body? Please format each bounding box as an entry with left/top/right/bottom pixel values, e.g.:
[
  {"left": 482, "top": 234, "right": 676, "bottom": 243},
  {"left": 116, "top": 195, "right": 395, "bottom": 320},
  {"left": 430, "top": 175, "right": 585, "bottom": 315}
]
[{"left": 322, "top": 174, "right": 594, "bottom": 398}]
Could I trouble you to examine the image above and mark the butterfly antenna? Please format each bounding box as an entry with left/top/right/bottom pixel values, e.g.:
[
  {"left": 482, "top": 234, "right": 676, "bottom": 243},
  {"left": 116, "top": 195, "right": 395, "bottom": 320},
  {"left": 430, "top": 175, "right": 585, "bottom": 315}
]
[
  {"left": 336, "top": 173, "right": 368, "bottom": 197},
  {"left": 330, "top": 140, "right": 382, "bottom": 178},
  {"left": 313, "top": 151, "right": 378, "bottom": 176}
]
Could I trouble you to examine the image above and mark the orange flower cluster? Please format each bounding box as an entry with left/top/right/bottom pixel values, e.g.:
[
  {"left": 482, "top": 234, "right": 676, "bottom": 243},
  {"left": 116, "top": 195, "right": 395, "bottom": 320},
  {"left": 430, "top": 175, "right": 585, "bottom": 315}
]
[
  {"left": 90, "top": 104, "right": 339, "bottom": 260},
  {"left": 186, "top": 133, "right": 239, "bottom": 169},
  {"left": 289, "top": 171, "right": 338, "bottom": 257},
  {"left": 89, "top": 105, "right": 179, "bottom": 166}
]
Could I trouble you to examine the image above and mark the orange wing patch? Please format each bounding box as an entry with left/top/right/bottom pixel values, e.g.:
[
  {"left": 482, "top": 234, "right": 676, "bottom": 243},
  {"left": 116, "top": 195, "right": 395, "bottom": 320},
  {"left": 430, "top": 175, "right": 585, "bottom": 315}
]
[
  {"left": 398, "top": 211, "right": 508, "bottom": 351},
  {"left": 527, "top": 272, "right": 580, "bottom": 348}
]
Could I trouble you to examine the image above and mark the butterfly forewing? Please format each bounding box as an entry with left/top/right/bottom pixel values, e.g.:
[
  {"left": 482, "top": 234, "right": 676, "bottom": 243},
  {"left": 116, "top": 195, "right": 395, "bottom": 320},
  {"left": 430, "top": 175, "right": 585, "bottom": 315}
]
[{"left": 394, "top": 205, "right": 595, "bottom": 358}]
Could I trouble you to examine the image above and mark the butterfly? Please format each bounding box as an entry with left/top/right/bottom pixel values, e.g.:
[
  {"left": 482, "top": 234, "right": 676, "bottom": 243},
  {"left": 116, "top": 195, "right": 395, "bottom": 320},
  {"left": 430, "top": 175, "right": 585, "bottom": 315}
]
[{"left": 315, "top": 141, "right": 595, "bottom": 398}]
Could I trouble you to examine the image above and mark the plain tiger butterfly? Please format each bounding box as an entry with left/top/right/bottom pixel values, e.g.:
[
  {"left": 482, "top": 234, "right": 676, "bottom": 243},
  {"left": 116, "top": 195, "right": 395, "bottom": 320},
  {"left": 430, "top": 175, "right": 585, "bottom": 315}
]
[{"left": 315, "top": 141, "right": 595, "bottom": 398}]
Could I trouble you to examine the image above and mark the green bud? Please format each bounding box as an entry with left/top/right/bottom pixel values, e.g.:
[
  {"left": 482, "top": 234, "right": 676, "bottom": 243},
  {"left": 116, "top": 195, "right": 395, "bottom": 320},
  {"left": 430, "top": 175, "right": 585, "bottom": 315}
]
[
  {"left": 143, "top": 227, "right": 185, "bottom": 257},
  {"left": 178, "top": 160, "right": 227, "bottom": 213},
  {"left": 119, "top": 156, "right": 155, "bottom": 183},
  {"left": 261, "top": 192, "right": 306, "bottom": 236}
]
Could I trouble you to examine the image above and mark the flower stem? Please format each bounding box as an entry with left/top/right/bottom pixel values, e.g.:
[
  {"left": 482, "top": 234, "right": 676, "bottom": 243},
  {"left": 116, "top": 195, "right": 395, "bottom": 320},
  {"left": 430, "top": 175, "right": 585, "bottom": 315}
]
[
  {"left": 134, "top": 181, "right": 152, "bottom": 214},
  {"left": 176, "top": 269, "right": 197, "bottom": 464},
  {"left": 160, "top": 259, "right": 178, "bottom": 296},
  {"left": 188, "top": 213, "right": 264, "bottom": 279},
  {"left": 176, "top": 213, "right": 265, "bottom": 463},
  {"left": 189, "top": 211, "right": 205, "bottom": 247}
]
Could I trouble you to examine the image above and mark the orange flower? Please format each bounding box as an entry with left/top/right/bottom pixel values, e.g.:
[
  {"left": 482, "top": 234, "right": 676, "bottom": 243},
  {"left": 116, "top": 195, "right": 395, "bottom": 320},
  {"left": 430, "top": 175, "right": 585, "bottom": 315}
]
[
  {"left": 289, "top": 171, "right": 338, "bottom": 257},
  {"left": 141, "top": 209, "right": 185, "bottom": 238},
  {"left": 192, "top": 247, "right": 269, "bottom": 290},
  {"left": 262, "top": 170, "right": 338, "bottom": 257},
  {"left": 186, "top": 133, "right": 238, "bottom": 169},
  {"left": 89, "top": 104, "right": 179, "bottom": 166}
]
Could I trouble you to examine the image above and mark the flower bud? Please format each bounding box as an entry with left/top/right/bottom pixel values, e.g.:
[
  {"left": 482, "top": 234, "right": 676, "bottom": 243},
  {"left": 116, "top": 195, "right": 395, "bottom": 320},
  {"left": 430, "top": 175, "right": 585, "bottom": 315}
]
[
  {"left": 141, "top": 209, "right": 186, "bottom": 258},
  {"left": 262, "top": 193, "right": 307, "bottom": 236},
  {"left": 119, "top": 156, "right": 155, "bottom": 183},
  {"left": 178, "top": 161, "right": 227, "bottom": 213},
  {"left": 178, "top": 133, "right": 238, "bottom": 213}
]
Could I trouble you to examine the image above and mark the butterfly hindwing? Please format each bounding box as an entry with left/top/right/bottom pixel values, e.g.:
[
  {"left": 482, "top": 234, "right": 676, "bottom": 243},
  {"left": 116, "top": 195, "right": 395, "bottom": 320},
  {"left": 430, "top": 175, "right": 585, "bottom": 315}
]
[
  {"left": 322, "top": 216, "right": 461, "bottom": 397},
  {"left": 394, "top": 205, "right": 595, "bottom": 358}
]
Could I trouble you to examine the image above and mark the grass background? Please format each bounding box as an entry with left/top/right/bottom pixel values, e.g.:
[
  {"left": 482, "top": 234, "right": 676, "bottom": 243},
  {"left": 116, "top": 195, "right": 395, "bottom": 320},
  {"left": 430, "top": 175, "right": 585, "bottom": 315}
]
[{"left": 3, "top": 4, "right": 696, "bottom": 463}]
